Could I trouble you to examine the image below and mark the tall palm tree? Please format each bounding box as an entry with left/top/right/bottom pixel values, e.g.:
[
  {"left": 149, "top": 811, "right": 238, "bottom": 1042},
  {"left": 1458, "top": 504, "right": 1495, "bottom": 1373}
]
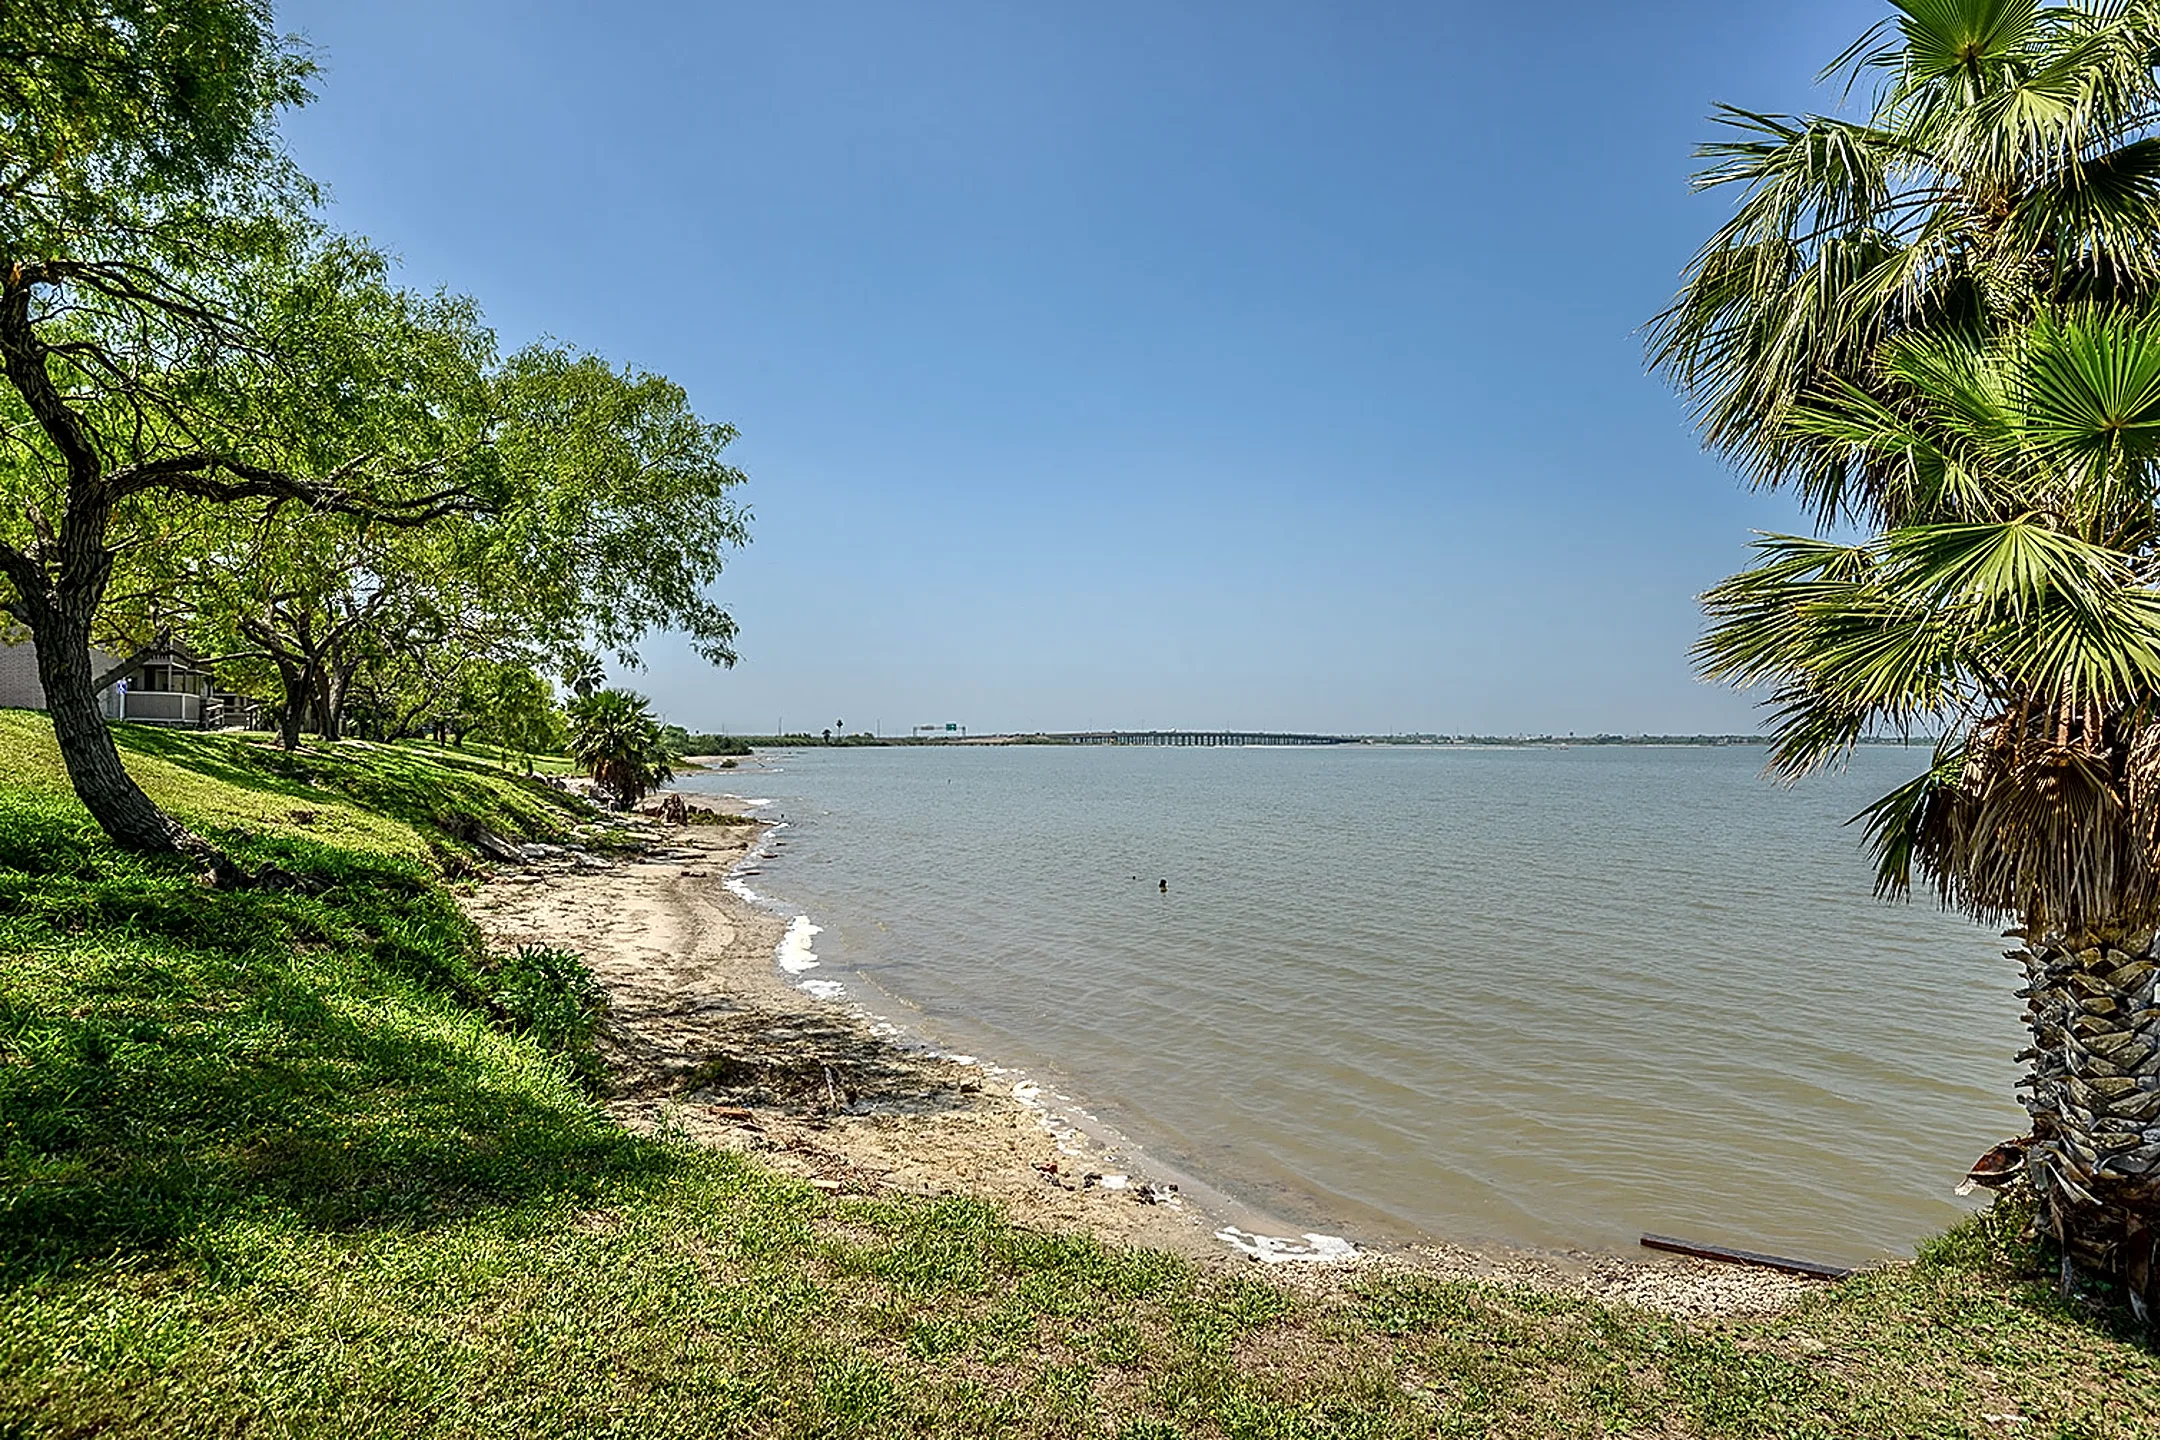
[
  {"left": 1651, "top": 0, "right": 2160, "bottom": 524},
  {"left": 1661, "top": 0, "right": 2160, "bottom": 1314},
  {"left": 1701, "top": 311, "right": 2160, "bottom": 1313}
]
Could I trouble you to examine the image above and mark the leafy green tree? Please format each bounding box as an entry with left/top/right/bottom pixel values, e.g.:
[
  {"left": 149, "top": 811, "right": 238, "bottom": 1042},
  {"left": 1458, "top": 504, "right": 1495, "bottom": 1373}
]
[
  {"left": 1, "top": 0, "right": 305, "bottom": 860},
  {"left": 561, "top": 651, "right": 605, "bottom": 700},
  {"left": 133, "top": 248, "right": 507, "bottom": 748},
  {"left": 455, "top": 660, "right": 564, "bottom": 764},
  {"left": 87, "top": 232, "right": 752, "bottom": 754},
  {"left": 176, "top": 328, "right": 749, "bottom": 748},
  {"left": 484, "top": 345, "right": 752, "bottom": 674},
  {"left": 0, "top": 4, "right": 479, "bottom": 863},
  {"left": 567, "top": 689, "right": 673, "bottom": 807}
]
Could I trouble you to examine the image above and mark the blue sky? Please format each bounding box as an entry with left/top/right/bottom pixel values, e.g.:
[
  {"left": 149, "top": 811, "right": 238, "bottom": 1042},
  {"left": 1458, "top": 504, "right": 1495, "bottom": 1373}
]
[{"left": 279, "top": 0, "right": 1886, "bottom": 736}]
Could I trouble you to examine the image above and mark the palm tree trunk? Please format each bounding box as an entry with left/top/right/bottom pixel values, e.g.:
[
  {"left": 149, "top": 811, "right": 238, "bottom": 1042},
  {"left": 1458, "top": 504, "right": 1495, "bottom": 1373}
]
[{"left": 2012, "top": 927, "right": 2160, "bottom": 1314}]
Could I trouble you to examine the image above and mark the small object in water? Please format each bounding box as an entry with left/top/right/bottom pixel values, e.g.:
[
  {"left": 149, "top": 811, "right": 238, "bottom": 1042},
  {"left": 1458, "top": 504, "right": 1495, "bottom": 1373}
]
[{"left": 1159, "top": 878, "right": 1168, "bottom": 893}]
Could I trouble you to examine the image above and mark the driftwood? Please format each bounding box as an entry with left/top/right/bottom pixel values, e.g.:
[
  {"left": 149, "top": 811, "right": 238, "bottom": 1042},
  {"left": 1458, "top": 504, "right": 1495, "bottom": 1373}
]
[
  {"left": 1639, "top": 1233, "right": 1853, "bottom": 1281},
  {"left": 442, "top": 812, "right": 524, "bottom": 863}
]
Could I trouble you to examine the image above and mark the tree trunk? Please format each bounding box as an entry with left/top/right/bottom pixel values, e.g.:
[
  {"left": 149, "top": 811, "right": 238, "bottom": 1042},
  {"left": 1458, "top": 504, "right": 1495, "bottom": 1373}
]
[
  {"left": 26, "top": 602, "right": 199, "bottom": 852},
  {"left": 1, "top": 272, "right": 222, "bottom": 867},
  {"left": 269, "top": 653, "right": 310, "bottom": 751},
  {"left": 2005, "top": 926, "right": 2160, "bottom": 1315},
  {"left": 328, "top": 656, "right": 361, "bottom": 741},
  {"left": 313, "top": 666, "right": 339, "bottom": 741}
]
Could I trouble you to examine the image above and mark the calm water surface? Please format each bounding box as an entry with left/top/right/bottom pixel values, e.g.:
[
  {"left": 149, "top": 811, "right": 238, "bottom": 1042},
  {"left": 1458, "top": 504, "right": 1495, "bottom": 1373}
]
[{"left": 685, "top": 744, "right": 2024, "bottom": 1265}]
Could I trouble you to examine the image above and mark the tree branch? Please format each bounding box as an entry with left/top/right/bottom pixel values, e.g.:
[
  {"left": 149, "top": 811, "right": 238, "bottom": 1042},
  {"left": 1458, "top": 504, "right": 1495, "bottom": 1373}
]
[
  {"left": 0, "top": 272, "right": 104, "bottom": 491},
  {"left": 0, "top": 536, "right": 41, "bottom": 624},
  {"left": 105, "top": 452, "right": 488, "bottom": 524}
]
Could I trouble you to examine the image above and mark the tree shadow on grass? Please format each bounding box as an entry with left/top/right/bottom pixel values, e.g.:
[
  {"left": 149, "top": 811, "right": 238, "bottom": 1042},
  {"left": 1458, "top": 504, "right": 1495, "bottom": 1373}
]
[
  {"left": 0, "top": 803, "right": 674, "bottom": 1284},
  {"left": 111, "top": 727, "right": 588, "bottom": 851}
]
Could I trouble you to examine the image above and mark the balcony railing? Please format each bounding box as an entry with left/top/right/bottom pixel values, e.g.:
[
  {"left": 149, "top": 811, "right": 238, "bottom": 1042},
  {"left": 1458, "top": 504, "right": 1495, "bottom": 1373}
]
[{"left": 121, "top": 690, "right": 201, "bottom": 725}]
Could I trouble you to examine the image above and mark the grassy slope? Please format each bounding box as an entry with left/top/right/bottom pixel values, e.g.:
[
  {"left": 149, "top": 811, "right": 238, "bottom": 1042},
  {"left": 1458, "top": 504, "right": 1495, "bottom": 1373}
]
[
  {"left": 394, "top": 736, "right": 579, "bottom": 776},
  {"left": 0, "top": 713, "right": 2154, "bottom": 1439}
]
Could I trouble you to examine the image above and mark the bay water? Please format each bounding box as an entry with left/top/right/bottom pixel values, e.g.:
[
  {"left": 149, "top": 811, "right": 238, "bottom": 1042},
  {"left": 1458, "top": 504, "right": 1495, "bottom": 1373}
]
[{"left": 684, "top": 743, "right": 2025, "bottom": 1266}]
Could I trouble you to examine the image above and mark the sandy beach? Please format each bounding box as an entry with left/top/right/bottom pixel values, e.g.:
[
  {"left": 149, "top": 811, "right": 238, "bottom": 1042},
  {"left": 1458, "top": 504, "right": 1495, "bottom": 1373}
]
[{"left": 458, "top": 792, "right": 1825, "bottom": 1316}]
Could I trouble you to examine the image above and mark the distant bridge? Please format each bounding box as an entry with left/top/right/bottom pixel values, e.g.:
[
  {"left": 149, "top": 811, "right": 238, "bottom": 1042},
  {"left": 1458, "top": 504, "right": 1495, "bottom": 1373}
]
[{"left": 1038, "top": 730, "right": 1352, "bottom": 747}]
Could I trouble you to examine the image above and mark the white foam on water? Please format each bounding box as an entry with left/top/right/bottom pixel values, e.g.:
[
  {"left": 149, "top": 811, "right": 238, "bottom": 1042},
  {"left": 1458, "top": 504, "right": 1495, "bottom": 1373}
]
[
  {"left": 1214, "top": 1226, "right": 1359, "bottom": 1265},
  {"left": 724, "top": 820, "right": 788, "bottom": 906},
  {"left": 768, "top": 914, "right": 850, "bottom": 1004},
  {"left": 778, "top": 915, "right": 823, "bottom": 975}
]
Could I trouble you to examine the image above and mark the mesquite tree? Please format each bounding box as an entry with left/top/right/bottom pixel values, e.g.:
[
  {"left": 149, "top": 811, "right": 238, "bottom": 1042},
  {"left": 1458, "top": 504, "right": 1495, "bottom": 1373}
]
[
  {"left": 119, "top": 254, "right": 507, "bottom": 749},
  {"left": 0, "top": 1, "right": 309, "bottom": 858},
  {"left": 156, "top": 332, "right": 753, "bottom": 748},
  {"left": 1, "top": 4, "right": 467, "bottom": 859}
]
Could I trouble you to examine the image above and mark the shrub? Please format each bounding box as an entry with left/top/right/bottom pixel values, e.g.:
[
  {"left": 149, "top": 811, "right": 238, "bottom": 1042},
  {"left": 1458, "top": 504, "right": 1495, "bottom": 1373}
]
[{"left": 492, "top": 944, "right": 608, "bottom": 1085}]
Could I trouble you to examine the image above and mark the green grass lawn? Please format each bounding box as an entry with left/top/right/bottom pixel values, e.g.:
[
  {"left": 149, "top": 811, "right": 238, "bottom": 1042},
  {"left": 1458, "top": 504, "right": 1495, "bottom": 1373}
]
[
  {"left": 1, "top": 710, "right": 2154, "bottom": 1437},
  {"left": 390, "top": 735, "right": 579, "bottom": 776}
]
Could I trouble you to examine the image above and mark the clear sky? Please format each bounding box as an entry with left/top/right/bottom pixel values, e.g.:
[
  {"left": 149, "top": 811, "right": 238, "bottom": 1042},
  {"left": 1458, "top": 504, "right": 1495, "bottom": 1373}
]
[{"left": 277, "top": 0, "right": 1885, "bottom": 737}]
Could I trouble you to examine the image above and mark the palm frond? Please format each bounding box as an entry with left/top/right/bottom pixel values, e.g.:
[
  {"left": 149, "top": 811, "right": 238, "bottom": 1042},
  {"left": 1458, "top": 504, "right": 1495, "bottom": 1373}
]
[{"left": 1852, "top": 740, "right": 1968, "bottom": 900}]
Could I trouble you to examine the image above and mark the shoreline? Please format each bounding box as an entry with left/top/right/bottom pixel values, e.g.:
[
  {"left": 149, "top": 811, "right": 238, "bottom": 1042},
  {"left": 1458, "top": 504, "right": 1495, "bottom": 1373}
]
[{"left": 460, "top": 788, "right": 1829, "bottom": 1314}]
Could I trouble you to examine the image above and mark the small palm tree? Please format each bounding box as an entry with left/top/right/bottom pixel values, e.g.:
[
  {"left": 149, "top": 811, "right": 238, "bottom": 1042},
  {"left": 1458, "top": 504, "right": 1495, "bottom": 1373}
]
[
  {"left": 1702, "top": 312, "right": 2160, "bottom": 1313},
  {"left": 566, "top": 689, "right": 674, "bottom": 807}
]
